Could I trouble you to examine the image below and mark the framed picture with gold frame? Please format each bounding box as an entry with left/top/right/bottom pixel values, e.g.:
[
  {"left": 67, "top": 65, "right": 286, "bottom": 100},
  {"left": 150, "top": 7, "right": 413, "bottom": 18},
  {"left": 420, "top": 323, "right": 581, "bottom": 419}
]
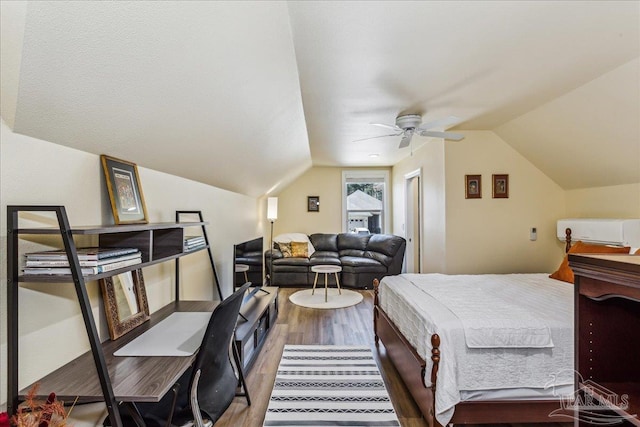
[
  {"left": 465, "top": 175, "right": 482, "bottom": 199},
  {"left": 100, "top": 269, "right": 150, "bottom": 340},
  {"left": 101, "top": 155, "right": 148, "bottom": 224},
  {"left": 492, "top": 174, "right": 509, "bottom": 198}
]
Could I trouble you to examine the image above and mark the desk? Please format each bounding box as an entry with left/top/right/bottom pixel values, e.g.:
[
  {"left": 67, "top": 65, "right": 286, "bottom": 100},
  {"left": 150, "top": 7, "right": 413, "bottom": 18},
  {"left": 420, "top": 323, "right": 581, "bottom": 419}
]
[{"left": 19, "top": 300, "right": 218, "bottom": 403}]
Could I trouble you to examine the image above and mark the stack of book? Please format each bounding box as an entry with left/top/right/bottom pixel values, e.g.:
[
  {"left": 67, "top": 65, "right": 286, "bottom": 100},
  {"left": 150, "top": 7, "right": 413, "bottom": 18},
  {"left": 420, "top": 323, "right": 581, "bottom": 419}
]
[
  {"left": 184, "top": 235, "right": 206, "bottom": 252},
  {"left": 23, "top": 247, "right": 142, "bottom": 276}
]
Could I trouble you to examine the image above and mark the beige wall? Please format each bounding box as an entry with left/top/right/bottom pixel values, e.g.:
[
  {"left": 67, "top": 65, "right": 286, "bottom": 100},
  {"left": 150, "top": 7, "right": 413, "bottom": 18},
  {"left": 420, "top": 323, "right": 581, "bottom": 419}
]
[
  {"left": 565, "top": 183, "right": 640, "bottom": 218},
  {"left": 393, "top": 131, "right": 568, "bottom": 276},
  {"left": 272, "top": 167, "right": 342, "bottom": 236},
  {"left": 0, "top": 120, "right": 259, "bottom": 415},
  {"left": 444, "top": 131, "right": 566, "bottom": 274},
  {"left": 271, "top": 166, "right": 392, "bottom": 237},
  {"left": 392, "top": 141, "right": 447, "bottom": 272}
]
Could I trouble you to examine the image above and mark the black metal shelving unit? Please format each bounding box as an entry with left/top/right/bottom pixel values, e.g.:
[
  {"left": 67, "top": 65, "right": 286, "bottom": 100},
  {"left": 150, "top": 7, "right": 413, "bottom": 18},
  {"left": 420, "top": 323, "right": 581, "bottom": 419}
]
[{"left": 6, "top": 206, "right": 221, "bottom": 427}]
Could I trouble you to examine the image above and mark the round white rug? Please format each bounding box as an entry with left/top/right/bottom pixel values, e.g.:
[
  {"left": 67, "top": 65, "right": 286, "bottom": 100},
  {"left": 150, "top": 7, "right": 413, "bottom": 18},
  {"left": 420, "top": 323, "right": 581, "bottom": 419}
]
[{"left": 289, "top": 288, "right": 363, "bottom": 309}]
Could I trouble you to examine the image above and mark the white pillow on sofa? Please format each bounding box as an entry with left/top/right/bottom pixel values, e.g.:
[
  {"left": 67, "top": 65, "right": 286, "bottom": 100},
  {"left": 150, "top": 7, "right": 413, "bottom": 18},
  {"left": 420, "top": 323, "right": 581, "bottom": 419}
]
[{"left": 274, "top": 233, "right": 315, "bottom": 256}]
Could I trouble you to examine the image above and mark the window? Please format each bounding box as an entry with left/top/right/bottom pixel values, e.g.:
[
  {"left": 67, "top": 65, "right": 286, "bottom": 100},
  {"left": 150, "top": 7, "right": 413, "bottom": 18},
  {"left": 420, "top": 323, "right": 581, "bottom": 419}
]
[{"left": 342, "top": 170, "right": 389, "bottom": 234}]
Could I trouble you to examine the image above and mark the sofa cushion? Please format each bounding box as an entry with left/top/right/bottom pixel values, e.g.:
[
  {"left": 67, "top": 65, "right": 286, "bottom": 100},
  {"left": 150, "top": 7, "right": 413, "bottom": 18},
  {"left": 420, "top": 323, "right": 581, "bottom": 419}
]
[
  {"left": 274, "top": 256, "right": 309, "bottom": 266},
  {"left": 340, "top": 256, "right": 387, "bottom": 273},
  {"left": 275, "top": 233, "right": 315, "bottom": 256},
  {"left": 364, "top": 251, "right": 393, "bottom": 267},
  {"left": 337, "top": 233, "right": 371, "bottom": 251},
  {"left": 309, "top": 256, "right": 341, "bottom": 266},
  {"left": 277, "top": 242, "right": 293, "bottom": 257},
  {"left": 291, "top": 241, "right": 309, "bottom": 258},
  {"left": 366, "top": 234, "right": 406, "bottom": 257},
  {"left": 310, "top": 250, "right": 339, "bottom": 259},
  {"left": 310, "top": 233, "right": 339, "bottom": 252}
]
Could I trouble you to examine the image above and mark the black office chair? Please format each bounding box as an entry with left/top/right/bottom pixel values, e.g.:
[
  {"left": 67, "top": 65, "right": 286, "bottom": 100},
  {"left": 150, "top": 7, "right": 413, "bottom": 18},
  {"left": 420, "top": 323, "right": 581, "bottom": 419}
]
[{"left": 112, "top": 282, "right": 252, "bottom": 427}]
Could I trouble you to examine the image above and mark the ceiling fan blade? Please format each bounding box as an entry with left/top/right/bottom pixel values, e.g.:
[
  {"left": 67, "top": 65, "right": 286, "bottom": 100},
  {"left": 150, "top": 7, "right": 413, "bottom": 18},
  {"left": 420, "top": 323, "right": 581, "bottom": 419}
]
[
  {"left": 417, "top": 115, "right": 461, "bottom": 131},
  {"left": 398, "top": 130, "right": 414, "bottom": 148},
  {"left": 420, "top": 130, "right": 465, "bottom": 141},
  {"left": 352, "top": 132, "right": 402, "bottom": 142},
  {"left": 371, "top": 123, "right": 402, "bottom": 132}
]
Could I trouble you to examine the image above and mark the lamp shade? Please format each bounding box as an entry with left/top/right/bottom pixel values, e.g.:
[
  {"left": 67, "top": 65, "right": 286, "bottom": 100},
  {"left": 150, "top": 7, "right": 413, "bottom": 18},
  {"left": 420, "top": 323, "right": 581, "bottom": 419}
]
[{"left": 267, "top": 197, "right": 278, "bottom": 221}]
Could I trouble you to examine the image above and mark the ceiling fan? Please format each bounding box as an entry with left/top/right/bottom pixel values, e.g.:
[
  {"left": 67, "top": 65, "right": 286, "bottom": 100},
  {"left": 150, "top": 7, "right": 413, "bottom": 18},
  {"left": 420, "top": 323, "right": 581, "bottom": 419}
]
[{"left": 356, "top": 114, "right": 464, "bottom": 148}]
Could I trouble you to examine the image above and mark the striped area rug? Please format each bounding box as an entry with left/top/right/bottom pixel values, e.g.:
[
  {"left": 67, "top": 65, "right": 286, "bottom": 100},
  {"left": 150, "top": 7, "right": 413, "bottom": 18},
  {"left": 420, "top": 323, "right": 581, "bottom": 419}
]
[{"left": 263, "top": 345, "right": 400, "bottom": 426}]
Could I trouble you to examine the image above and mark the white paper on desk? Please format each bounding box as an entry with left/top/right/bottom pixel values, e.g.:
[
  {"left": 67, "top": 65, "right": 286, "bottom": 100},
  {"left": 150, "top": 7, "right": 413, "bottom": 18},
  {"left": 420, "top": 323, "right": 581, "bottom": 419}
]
[{"left": 114, "top": 312, "right": 211, "bottom": 357}]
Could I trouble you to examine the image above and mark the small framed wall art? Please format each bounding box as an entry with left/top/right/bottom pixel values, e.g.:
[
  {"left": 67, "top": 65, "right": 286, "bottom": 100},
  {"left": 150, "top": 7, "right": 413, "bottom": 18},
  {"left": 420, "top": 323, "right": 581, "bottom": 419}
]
[
  {"left": 308, "top": 196, "right": 320, "bottom": 212},
  {"left": 465, "top": 175, "right": 482, "bottom": 199},
  {"left": 101, "top": 155, "right": 149, "bottom": 224},
  {"left": 492, "top": 174, "right": 509, "bottom": 198}
]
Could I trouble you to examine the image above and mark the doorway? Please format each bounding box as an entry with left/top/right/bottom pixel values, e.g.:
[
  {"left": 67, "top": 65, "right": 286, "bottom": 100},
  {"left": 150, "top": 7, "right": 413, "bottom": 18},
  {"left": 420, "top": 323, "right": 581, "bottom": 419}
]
[{"left": 404, "top": 170, "right": 421, "bottom": 273}]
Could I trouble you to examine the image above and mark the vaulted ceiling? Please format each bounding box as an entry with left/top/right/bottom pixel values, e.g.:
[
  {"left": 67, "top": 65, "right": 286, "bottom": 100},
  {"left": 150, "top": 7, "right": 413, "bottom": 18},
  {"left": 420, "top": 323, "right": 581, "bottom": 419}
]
[{"left": 2, "top": 1, "right": 638, "bottom": 196}]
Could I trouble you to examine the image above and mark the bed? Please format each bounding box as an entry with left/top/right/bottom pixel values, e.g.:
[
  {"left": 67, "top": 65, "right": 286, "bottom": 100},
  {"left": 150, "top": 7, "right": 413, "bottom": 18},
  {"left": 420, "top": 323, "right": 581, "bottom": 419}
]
[{"left": 373, "top": 225, "right": 636, "bottom": 427}]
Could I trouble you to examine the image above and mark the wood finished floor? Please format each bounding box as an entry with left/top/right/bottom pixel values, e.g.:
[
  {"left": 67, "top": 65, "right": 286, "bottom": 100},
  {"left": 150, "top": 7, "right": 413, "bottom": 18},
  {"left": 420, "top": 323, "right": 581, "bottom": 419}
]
[{"left": 217, "top": 287, "right": 570, "bottom": 427}]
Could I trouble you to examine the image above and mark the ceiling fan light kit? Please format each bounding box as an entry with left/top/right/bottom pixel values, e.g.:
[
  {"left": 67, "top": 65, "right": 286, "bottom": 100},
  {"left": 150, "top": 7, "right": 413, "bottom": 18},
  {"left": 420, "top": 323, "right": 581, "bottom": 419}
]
[{"left": 395, "top": 114, "right": 423, "bottom": 129}]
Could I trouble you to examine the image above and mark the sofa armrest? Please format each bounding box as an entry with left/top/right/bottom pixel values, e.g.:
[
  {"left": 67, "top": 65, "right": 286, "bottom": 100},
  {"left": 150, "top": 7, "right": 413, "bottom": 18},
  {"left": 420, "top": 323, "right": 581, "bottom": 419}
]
[
  {"left": 386, "top": 239, "right": 406, "bottom": 274},
  {"left": 365, "top": 234, "right": 406, "bottom": 274},
  {"left": 265, "top": 249, "right": 283, "bottom": 261}
]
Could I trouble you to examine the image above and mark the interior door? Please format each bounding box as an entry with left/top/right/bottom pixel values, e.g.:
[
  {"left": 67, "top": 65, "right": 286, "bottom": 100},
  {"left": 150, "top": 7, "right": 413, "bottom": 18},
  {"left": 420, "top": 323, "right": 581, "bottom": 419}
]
[{"left": 405, "top": 173, "right": 421, "bottom": 273}]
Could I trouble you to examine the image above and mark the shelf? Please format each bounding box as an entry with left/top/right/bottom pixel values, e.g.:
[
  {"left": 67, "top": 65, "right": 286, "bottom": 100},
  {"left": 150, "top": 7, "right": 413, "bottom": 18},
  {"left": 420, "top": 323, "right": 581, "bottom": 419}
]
[
  {"left": 581, "top": 382, "right": 640, "bottom": 426},
  {"left": 18, "top": 245, "right": 210, "bottom": 283},
  {"left": 573, "top": 255, "right": 640, "bottom": 427},
  {"left": 235, "top": 287, "right": 279, "bottom": 371},
  {"left": 15, "top": 221, "right": 207, "bottom": 235}
]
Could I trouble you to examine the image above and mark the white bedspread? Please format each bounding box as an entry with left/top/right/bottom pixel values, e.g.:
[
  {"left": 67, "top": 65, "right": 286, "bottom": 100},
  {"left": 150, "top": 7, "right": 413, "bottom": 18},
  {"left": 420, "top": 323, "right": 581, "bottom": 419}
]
[
  {"left": 409, "top": 274, "right": 553, "bottom": 348},
  {"left": 378, "top": 273, "right": 574, "bottom": 426}
]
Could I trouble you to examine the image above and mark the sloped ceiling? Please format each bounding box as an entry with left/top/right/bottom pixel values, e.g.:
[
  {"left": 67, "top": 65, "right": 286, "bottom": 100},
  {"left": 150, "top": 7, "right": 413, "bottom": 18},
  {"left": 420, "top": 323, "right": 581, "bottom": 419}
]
[
  {"left": 495, "top": 59, "right": 640, "bottom": 189},
  {"left": 1, "top": 1, "right": 639, "bottom": 196}
]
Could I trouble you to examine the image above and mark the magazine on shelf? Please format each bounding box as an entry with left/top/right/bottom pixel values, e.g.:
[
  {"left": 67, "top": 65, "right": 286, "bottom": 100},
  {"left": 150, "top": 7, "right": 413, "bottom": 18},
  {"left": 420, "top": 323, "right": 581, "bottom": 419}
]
[
  {"left": 23, "top": 257, "right": 142, "bottom": 276},
  {"left": 25, "top": 252, "right": 142, "bottom": 267},
  {"left": 184, "top": 236, "right": 206, "bottom": 251},
  {"left": 25, "top": 247, "right": 139, "bottom": 261},
  {"left": 184, "top": 236, "right": 205, "bottom": 244}
]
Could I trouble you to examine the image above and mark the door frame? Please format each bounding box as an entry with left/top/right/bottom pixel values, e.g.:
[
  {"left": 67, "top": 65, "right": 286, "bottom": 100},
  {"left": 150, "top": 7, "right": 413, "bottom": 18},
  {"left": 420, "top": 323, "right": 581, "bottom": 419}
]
[{"left": 404, "top": 168, "right": 422, "bottom": 273}]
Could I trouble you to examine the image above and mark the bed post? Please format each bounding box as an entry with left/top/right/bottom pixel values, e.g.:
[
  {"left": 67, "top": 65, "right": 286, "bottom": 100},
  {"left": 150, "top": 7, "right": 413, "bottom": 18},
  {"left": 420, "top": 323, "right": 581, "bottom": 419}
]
[
  {"left": 373, "top": 279, "right": 379, "bottom": 345},
  {"left": 431, "top": 334, "right": 441, "bottom": 425},
  {"left": 565, "top": 227, "right": 572, "bottom": 253},
  {"left": 430, "top": 334, "right": 441, "bottom": 390}
]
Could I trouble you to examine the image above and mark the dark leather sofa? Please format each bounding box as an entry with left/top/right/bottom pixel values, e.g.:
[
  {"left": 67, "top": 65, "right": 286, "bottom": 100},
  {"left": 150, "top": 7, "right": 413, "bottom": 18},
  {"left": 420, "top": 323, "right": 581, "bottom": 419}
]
[
  {"left": 265, "top": 233, "right": 406, "bottom": 289},
  {"left": 234, "top": 237, "right": 263, "bottom": 287}
]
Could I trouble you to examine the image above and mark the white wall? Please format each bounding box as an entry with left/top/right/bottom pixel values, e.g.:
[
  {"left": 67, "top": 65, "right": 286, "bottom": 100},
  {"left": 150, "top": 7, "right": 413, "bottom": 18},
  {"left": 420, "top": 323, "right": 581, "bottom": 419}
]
[{"left": 0, "top": 120, "right": 260, "bottom": 418}]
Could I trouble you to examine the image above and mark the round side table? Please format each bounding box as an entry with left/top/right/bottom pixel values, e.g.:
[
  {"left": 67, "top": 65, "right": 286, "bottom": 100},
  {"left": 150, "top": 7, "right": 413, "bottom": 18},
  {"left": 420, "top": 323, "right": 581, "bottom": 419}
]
[
  {"left": 235, "top": 264, "right": 249, "bottom": 283},
  {"left": 310, "top": 265, "right": 342, "bottom": 302}
]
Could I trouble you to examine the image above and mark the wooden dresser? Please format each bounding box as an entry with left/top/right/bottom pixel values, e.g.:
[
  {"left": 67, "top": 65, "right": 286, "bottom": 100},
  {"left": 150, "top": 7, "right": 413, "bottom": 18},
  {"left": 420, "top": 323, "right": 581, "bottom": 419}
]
[{"left": 569, "top": 254, "right": 640, "bottom": 426}]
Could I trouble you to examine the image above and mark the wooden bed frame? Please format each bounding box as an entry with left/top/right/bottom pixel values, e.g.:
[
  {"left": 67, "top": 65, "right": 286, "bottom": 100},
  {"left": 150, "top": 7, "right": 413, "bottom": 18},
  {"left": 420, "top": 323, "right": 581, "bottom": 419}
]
[{"left": 372, "top": 229, "right": 576, "bottom": 426}]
